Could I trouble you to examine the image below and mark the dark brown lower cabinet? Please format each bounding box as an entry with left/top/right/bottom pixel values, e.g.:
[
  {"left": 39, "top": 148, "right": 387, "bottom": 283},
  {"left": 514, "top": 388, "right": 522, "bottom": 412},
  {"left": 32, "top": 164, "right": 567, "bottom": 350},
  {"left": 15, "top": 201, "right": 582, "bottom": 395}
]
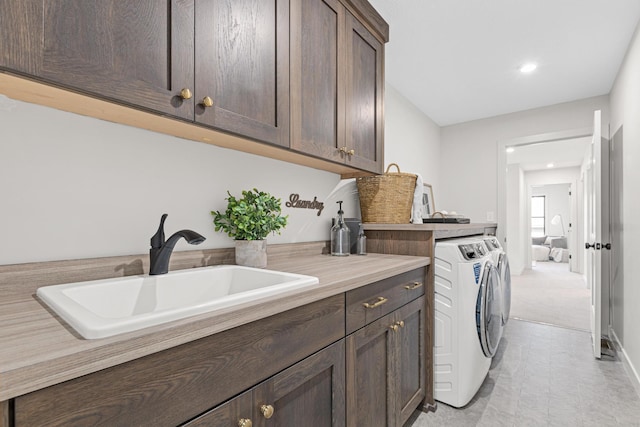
[
  {"left": 10, "top": 268, "right": 427, "bottom": 426},
  {"left": 185, "top": 339, "right": 345, "bottom": 427},
  {"left": 346, "top": 296, "right": 425, "bottom": 427}
]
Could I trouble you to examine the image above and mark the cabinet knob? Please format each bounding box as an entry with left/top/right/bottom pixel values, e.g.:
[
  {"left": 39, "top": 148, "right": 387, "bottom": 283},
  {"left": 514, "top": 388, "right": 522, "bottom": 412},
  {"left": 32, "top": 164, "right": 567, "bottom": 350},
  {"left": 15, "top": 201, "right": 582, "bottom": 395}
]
[
  {"left": 201, "top": 96, "right": 214, "bottom": 108},
  {"left": 363, "top": 296, "right": 388, "bottom": 309},
  {"left": 396, "top": 320, "right": 405, "bottom": 328},
  {"left": 339, "top": 147, "right": 356, "bottom": 156},
  {"left": 238, "top": 419, "right": 253, "bottom": 427},
  {"left": 179, "top": 88, "right": 193, "bottom": 100},
  {"left": 389, "top": 324, "right": 399, "bottom": 332},
  {"left": 260, "top": 404, "right": 275, "bottom": 419}
]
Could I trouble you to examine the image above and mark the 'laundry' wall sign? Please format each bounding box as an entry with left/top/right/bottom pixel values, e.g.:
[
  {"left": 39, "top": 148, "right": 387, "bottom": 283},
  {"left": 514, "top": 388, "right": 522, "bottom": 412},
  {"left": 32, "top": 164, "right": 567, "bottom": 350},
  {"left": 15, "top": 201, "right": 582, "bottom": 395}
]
[{"left": 286, "top": 194, "right": 324, "bottom": 216}]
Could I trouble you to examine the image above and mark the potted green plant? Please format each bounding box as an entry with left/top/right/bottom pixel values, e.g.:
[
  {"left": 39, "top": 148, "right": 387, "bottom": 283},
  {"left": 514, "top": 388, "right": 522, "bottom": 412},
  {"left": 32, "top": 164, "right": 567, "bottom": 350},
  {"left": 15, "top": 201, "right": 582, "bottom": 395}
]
[{"left": 211, "top": 188, "right": 288, "bottom": 268}]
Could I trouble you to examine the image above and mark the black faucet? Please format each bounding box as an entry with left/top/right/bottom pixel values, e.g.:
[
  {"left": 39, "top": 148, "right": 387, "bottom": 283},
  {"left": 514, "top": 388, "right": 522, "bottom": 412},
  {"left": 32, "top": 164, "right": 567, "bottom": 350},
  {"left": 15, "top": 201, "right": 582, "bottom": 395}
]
[{"left": 149, "top": 214, "right": 206, "bottom": 275}]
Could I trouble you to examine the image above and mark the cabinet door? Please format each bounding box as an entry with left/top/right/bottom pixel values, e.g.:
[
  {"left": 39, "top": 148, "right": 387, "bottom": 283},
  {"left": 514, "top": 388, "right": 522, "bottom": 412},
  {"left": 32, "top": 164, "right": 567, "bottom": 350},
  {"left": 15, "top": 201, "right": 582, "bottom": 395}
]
[
  {"left": 396, "top": 297, "right": 426, "bottom": 426},
  {"left": 184, "top": 390, "right": 253, "bottom": 427},
  {"left": 1, "top": 0, "right": 195, "bottom": 119},
  {"left": 253, "top": 340, "right": 345, "bottom": 427},
  {"left": 344, "top": 12, "right": 384, "bottom": 174},
  {"left": 195, "top": 0, "right": 289, "bottom": 147},
  {"left": 346, "top": 313, "right": 395, "bottom": 427},
  {"left": 290, "top": 0, "right": 344, "bottom": 163}
]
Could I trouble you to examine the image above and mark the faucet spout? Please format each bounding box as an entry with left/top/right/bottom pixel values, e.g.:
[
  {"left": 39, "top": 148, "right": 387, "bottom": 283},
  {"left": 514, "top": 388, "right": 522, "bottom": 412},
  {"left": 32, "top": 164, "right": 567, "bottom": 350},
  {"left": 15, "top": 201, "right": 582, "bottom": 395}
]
[{"left": 149, "top": 214, "right": 205, "bottom": 275}]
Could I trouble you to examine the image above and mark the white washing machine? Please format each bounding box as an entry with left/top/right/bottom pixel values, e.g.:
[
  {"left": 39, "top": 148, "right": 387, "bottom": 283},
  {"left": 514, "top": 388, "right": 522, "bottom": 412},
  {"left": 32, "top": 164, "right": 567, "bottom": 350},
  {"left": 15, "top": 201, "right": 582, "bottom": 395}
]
[
  {"left": 434, "top": 238, "right": 502, "bottom": 408},
  {"left": 483, "top": 236, "right": 511, "bottom": 325}
]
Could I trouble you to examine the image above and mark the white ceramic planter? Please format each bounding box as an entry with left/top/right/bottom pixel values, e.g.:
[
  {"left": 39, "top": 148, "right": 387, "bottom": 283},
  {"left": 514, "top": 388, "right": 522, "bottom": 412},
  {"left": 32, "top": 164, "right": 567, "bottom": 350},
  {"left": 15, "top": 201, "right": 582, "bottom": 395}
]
[{"left": 235, "top": 239, "right": 268, "bottom": 268}]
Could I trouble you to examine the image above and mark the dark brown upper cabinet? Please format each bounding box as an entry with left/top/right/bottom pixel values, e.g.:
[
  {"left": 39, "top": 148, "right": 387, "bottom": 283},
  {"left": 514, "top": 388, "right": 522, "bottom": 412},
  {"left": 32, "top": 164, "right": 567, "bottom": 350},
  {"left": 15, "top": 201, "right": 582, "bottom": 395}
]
[
  {"left": 290, "top": 0, "right": 384, "bottom": 174},
  {"left": 195, "top": 0, "right": 290, "bottom": 147},
  {"left": 344, "top": 11, "right": 384, "bottom": 173},
  {"left": 0, "top": 0, "right": 196, "bottom": 120},
  {"left": 290, "top": 0, "right": 345, "bottom": 164},
  {"left": 0, "top": 0, "right": 387, "bottom": 175}
]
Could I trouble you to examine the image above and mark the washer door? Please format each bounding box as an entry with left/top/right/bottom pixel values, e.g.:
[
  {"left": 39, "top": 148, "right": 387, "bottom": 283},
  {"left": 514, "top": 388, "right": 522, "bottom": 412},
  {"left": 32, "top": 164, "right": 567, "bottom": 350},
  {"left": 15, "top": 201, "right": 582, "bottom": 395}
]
[
  {"left": 476, "top": 262, "right": 502, "bottom": 358},
  {"left": 497, "top": 252, "right": 511, "bottom": 325}
]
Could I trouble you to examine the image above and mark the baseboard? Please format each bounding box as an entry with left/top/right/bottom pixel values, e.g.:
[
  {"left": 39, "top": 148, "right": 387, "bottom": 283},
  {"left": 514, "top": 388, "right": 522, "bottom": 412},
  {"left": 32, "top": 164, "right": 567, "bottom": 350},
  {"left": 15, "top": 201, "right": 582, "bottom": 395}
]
[{"left": 611, "top": 328, "right": 640, "bottom": 399}]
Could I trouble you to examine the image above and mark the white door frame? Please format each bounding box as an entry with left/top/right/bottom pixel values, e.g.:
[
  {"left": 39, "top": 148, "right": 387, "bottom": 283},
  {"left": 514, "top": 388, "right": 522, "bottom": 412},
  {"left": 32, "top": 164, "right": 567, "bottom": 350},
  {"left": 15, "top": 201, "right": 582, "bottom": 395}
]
[{"left": 497, "top": 127, "right": 592, "bottom": 258}]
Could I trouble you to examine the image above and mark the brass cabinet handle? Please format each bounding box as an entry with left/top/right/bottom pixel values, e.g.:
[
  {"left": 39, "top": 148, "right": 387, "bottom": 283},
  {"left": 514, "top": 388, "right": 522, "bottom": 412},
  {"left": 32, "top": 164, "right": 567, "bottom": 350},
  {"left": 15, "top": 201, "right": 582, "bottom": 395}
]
[
  {"left": 363, "top": 296, "right": 388, "bottom": 309},
  {"left": 260, "top": 404, "right": 274, "bottom": 419},
  {"left": 339, "top": 147, "right": 355, "bottom": 156},
  {"left": 238, "top": 419, "right": 253, "bottom": 427},
  {"left": 404, "top": 281, "right": 423, "bottom": 290},
  {"left": 201, "top": 96, "right": 214, "bottom": 108},
  {"left": 396, "top": 320, "right": 405, "bottom": 328},
  {"left": 389, "top": 324, "right": 399, "bottom": 332},
  {"left": 179, "top": 88, "right": 193, "bottom": 100}
]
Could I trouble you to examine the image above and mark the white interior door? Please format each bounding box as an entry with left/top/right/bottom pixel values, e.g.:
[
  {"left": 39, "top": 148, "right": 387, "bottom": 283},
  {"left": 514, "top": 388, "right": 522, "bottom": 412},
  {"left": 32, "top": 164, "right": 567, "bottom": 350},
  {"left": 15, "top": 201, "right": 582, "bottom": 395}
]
[{"left": 586, "top": 110, "right": 602, "bottom": 359}]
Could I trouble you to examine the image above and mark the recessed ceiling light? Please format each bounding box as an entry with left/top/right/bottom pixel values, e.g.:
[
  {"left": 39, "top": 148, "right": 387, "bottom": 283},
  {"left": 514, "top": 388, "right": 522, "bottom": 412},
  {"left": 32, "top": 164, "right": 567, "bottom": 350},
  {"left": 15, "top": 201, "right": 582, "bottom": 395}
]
[
  {"left": 520, "top": 63, "right": 537, "bottom": 73},
  {"left": 506, "top": 147, "right": 515, "bottom": 153},
  {"left": 547, "top": 163, "right": 554, "bottom": 168}
]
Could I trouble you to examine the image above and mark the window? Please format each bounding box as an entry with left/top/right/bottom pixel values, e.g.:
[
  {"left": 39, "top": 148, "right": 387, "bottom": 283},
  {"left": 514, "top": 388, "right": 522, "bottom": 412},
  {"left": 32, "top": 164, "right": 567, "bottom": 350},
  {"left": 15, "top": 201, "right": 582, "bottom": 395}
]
[{"left": 531, "top": 196, "right": 545, "bottom": 237}]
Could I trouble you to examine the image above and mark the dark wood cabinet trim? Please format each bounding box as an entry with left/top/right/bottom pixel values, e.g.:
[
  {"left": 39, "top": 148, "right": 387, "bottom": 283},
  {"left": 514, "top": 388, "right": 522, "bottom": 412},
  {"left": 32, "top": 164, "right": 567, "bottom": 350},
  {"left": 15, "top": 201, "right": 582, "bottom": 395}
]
[
  {"left": 0, "top": 400, "right": 9, "bottom": 427},
  {"left": 340, "top": 0, "right": 389, "bottom": 43},
  {"left": 396, "top": 296, "right": 426, "bottom": 426}
]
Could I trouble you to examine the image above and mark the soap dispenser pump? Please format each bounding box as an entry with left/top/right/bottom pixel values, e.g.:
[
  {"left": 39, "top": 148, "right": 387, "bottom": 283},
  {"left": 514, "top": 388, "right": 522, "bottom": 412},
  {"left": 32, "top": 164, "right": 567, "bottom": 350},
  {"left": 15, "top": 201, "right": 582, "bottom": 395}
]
[{"left": 331, "top": 201, "right": 350, "bottom": 256}]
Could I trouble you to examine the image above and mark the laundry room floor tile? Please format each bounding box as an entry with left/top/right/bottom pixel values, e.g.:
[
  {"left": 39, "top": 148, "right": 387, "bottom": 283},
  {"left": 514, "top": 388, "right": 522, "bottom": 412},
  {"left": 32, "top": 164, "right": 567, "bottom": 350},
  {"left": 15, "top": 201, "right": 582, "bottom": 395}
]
[{"left": 409, "top": 319, "right": 640, "bottom": 426}]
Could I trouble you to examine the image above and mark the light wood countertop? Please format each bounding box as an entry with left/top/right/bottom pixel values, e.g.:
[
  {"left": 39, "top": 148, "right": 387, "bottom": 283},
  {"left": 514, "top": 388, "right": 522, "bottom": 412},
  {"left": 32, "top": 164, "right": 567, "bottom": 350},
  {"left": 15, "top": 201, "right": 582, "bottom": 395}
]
[
  {"left": 363, "top": 222, "right": 497, "bottom": 239},
  {"left": 0, "top": 251, "right": 429, "bottom": 401}
]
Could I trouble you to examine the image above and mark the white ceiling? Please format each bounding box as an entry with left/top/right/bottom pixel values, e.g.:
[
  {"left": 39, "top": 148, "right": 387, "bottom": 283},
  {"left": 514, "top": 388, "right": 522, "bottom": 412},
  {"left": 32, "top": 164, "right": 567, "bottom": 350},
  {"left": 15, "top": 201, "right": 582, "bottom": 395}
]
[
  {"left": 506, "top": 137, "right": 591, "bottom": 171},
  {"left": 368, "top": 0, "right": 640, "bottom": 126}
]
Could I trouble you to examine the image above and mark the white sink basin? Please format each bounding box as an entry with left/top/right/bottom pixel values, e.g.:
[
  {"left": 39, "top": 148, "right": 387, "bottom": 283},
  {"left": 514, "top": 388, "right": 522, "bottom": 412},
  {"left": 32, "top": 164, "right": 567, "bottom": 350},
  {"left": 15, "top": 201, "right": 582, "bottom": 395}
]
[{"left": 37, "top": 265, "right": 319, "bottom": 339}]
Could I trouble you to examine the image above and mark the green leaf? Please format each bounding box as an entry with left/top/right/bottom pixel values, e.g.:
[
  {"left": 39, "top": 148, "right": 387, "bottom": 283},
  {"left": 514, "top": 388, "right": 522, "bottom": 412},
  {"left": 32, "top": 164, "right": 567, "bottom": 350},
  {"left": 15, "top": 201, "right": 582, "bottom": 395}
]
[{"left": 210, "top": 188, "right": 288, "bottom": 240}]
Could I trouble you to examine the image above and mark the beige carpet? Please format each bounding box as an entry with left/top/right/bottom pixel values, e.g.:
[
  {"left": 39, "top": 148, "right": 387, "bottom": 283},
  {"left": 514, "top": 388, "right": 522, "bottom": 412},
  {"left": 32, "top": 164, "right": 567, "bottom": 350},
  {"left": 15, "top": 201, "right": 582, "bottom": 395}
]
[{"left": 509, "top": 261, "right": 591, "bottom": 330}]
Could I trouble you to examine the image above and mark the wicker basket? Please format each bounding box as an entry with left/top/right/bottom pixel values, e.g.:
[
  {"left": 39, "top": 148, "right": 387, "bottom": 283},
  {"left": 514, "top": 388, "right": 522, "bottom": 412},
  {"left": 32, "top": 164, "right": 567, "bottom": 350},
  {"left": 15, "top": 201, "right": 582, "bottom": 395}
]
[{"left": 356, "top": 163, "right": 417, "bottom": 223}]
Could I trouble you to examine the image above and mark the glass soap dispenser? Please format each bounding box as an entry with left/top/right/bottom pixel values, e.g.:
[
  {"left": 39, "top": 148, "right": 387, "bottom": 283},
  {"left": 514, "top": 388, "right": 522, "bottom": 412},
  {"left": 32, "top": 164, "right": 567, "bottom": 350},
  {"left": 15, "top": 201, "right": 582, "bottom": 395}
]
[
  {"left": 356, "top": 223, "right": 367, "bottom": 255},
  {"left": 331, "top": 201, "right": 350, "bottom": 256}
]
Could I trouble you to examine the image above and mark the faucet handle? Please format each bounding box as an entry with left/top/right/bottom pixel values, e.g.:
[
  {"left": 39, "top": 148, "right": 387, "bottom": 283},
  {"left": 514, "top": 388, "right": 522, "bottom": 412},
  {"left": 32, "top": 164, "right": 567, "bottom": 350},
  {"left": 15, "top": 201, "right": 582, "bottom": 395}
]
[{"left": 150, "top": 214, "right": 168, "bottom": 249}]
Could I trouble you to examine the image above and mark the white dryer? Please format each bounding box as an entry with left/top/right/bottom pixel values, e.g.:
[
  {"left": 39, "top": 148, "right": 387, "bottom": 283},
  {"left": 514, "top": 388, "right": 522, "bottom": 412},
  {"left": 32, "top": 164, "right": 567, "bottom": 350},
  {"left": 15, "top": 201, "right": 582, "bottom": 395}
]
[
  {"left": 483, "top": 236, "right": 511, "bottom": 325},
  {"left": 434, "top": 238, "right": 502, "bottom": 408}
]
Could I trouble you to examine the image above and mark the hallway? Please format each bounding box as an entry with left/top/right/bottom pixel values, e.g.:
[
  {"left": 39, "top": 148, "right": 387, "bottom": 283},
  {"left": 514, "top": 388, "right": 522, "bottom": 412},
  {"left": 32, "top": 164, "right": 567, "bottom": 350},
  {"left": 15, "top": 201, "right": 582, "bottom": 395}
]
[{"left": 510, "top": 261, "right": 590, "bottom": 331}]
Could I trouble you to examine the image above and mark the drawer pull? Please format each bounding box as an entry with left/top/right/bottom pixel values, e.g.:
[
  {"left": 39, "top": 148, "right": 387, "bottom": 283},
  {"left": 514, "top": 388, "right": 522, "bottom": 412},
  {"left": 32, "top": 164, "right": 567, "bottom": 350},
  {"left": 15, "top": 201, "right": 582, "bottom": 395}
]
[
  {"left": 238, "top": 419, "right": 253, "bottom": 427},
  {"left": 404, "top": 281, "right": 423, "bottom": 290},
  {"left": 363, "top": 296, "right": 388, "bottom": 309},
  {"left": 389, "top": 324, "right": 399, "bottom": 332},
  {"left": 261, "top": 404, "right": 275, "bottom": 419},
  {"left": 396, "top": 320, "right": 405, "bottom": 328}
]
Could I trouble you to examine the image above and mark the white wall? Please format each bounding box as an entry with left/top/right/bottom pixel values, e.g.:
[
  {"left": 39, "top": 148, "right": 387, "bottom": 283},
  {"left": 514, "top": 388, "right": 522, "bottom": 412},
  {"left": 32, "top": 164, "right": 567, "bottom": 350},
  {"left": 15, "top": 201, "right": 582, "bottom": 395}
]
[
  {"left": 439, "top": 96, "right": 609, "bottom": 221},
  {"left": 610, "top": 20, "right": 640, "bottom": 387},
  {"left": 505, "top": 165, "right": 526, "bottom": 275},
  {"left": 0, "top": 81, "right": 438, "bottom": 266},
  {"left": 383, "top": 83, "right": 441, "bottom": 190},
  {"left": 0, "top": 96, "right": 358, "bottom": 264}
]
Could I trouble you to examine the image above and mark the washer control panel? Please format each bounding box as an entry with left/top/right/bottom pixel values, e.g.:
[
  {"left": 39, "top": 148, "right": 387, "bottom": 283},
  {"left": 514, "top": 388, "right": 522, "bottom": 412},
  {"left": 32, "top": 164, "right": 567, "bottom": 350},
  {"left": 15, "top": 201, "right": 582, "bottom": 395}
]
[
  {"left": 458, "top": 242, "right": 487, "bottom": 260},
  {"left": 483, "top": 237, "right": 501, "bottom": 250}
]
